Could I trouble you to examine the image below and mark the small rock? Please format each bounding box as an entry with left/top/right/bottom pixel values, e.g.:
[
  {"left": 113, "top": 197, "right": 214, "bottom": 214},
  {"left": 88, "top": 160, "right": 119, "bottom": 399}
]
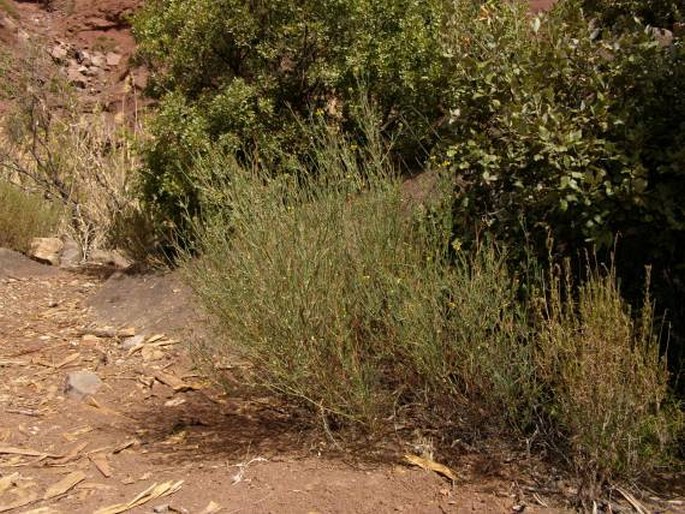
[
  {"left": 59, "top": 237, "right": 82, "bottom": 268},
  {"left": 78, "top": 50, "right": 92, "bottom": 66},
  {"left": 118, "top": 327, "right": 137, "bottom": 338},
  {"left": 66, "top": 67, "right": 87, "bottom": 89},
  {"left": 90, "top": 52, "right": 106, "bottom": 68},
  {"left": 105, "top": 52, "right": 122, "bottom": 67},
  {"left": 50, "top": 43, "right": 68, "bottom": 63},
  {"left": 64, "top": 370, "right": 102, "bottom": 400},
  {"left": 29, "top": 237, "right": 63, "bottom": 266},
  {"left": 89, "top": 249, "right": 132, "bottom": 269},
  {"left": 79, "top": 65, "right": 98, "bottom": 77},
  {"left": 153, "top": 505, "right": 169, "bottom": 514},
  {"left": 121, "top": 335, "right": 144, "bottom": 350}
]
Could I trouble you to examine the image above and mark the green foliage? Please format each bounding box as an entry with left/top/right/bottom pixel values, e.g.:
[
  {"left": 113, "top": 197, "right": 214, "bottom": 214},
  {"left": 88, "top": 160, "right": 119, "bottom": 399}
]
[
  {"left": 442, "top": 1, "right": 683, "bottom": 253},
  {"left": 438, "top": 1, "right": 685, "bottom": 376},
  {"left": 133, "top": 0, "right": 450, "bottom": 235},
  {"left": 580, "top": 0, "right": 683, "bottom": 28},
  {"left": 0, "top": 180, "right": 62, "bottom": 253}
]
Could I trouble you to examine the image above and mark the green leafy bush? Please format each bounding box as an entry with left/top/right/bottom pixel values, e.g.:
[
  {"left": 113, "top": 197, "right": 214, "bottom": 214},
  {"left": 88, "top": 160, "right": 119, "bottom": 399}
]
[
  {"left": 438, "top": 0, "right": 685, "bottom": 376},
  {"left": 442, "top": 1, "right": 681, "bottom": 252},
  {"left": 132, "top": 0, "right": 450, "bottom": 237}
]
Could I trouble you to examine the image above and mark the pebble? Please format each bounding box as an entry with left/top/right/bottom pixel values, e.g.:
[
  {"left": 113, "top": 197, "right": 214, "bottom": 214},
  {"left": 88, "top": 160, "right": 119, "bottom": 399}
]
[
  {"left": 121, "top": 334, "right": 145, "bottom": 350},
  {"left": 64, "top": 370, "right": 103, "bottom": 399}
]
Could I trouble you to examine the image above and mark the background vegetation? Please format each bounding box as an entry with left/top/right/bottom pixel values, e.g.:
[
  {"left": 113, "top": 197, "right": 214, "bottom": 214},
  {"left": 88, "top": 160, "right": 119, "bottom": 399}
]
[{"left": 132, "top": 0, "right": 451, "bottom": 240}]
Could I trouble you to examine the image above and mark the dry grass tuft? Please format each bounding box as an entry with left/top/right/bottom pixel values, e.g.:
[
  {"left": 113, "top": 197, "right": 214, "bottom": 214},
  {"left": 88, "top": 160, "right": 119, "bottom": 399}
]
[
  {"left": 0, "top": 180, "right": 62, "bottom": 252},
  {"left": 535, "top": 263, "right": 683, "bottom": 499}
]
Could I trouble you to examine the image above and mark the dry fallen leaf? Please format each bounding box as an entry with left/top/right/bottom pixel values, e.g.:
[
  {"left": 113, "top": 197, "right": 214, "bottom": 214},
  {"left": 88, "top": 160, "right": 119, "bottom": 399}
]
[
  {"left": 164, "top": 397, "right": 186, "bottom": 408},
  {"left": 79, "top": 483, "right": 116, "bottom": 492},
  {"left": 117, "top": 327, "right": 136, "bottom": 338},
  {"left": 404, "top": 454, "right": 458, "bottom": 483},
  {"left": 126, "top": 336, "right": 178, "bottom": 358},
  {"left": 200, "top": 500, "right": 222, "bottom": 514},
  {"left": 43, "top": 470, "right": 86, "bottom": 500},
  {"left": 149, "top": 339, "right": 179, "bottom": 348},
  {"left": 85, "top": 397, "right": 130, "bottom": 419},
  {"left": 63, "top": 426, "right": 94, "bottom": 442},
  {"left": 0, "top": 360, "right": 27, "bottom": 367},
  {"left": 0, "top": 473, "right": 18, "bottom": 496},
  {"left": 94, "top": 480, "right": 184, "bottom": 514},
  {"left": 49, "top": 442, "right": 88, "bottom": 466},
  {"left": 126, "top": 344, "right": 145, "bottom": 357},
  {"left": 89, "top": 453, "right": 113, "bottom": 478},
  {"left": 5, "top": 408, "right": 42, "bottom": 418},
  {"left": 154, "top": 371, "right": 198, "bottom": 393},
  {"left": 55, "top": 353, "right": 80, "bottom": 369},
  {"left": 111, "top": 440, "right": 138, "bottom": 455},
  {"left": 0, "top": 446, "right": 56, "bottom": 458}
]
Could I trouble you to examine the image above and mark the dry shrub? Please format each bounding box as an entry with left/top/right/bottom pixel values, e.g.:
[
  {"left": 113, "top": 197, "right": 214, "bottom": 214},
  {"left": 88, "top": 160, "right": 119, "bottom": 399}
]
[
  {"left": 185, "top": 123, "right": 682, "bottom": 499},
  {"left": 0, "top": 43, "right": 142, "bottom": 257},
  {"left": 535, "top": 263, "right": 683, "bottom": 498},
  {"left": 185, "top": 124, "right": 538, "bottom": 434},
  {"left": 186, "top": 140, "right": 411, "bottom": 427}
]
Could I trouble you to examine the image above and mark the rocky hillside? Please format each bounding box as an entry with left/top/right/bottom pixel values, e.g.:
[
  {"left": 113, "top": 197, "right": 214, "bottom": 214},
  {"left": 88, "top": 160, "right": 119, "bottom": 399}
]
[{"left": 0, "top": 0, "right": 145, "bottom": 116}]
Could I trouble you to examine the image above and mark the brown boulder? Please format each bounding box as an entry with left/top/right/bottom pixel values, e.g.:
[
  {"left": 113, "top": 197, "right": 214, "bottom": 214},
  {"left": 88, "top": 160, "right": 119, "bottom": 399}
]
[{"left": 28, "top": 237, "right": 63, "bottom": 266}]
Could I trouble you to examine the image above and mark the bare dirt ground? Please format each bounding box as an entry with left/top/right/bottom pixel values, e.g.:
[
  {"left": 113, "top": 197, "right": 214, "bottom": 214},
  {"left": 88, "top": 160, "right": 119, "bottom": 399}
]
[{"left": 0, "top": 249, "right": 579, "bottom": 513}]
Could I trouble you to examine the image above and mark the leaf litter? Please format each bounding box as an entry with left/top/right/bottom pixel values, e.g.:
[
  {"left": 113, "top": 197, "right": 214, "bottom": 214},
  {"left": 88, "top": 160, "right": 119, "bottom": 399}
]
[{"left": 94, "top": 480, "right": 184, "bottom": 514}]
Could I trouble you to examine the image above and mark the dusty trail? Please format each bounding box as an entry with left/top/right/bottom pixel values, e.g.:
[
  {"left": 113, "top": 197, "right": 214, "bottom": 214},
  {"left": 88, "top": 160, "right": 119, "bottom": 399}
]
[{"left": 1, "top": 249, "right": 570, "bottom": 513}]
